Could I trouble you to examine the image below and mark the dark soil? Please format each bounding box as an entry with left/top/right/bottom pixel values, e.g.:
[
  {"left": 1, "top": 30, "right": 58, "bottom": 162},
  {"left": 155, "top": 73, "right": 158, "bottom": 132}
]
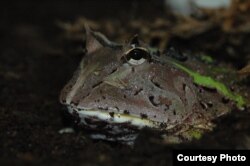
[{"left": 1, "top": 1, "right": 250, "bottom": 165}]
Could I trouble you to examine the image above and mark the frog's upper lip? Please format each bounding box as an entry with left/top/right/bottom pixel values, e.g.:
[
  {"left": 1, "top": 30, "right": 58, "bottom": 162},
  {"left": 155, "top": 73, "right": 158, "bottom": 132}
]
[{"left": 67, "top": 106, "right": 175, "bottom": 130}]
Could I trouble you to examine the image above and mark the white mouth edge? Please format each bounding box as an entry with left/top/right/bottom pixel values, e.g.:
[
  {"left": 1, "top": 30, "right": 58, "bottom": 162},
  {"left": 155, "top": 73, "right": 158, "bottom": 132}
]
[{"left": 68, "top": 106, "right": 159, "bottom": 129}]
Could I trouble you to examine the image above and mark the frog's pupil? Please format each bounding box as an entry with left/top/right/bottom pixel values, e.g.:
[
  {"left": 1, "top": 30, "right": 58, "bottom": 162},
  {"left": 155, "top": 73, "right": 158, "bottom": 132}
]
[{"left": 127, "top": 48, "right": 148, "bottom": 60}]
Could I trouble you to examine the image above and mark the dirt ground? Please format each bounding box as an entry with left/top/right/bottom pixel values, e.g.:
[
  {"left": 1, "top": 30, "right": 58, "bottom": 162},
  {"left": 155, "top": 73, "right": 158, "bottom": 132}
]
[{"left": 1, "top": 1, "right": 250, "bottom": 165}]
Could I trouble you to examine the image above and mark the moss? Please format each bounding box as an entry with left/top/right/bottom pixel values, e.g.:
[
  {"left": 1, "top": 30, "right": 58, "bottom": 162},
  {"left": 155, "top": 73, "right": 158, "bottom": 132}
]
[
  {"left": 200, "top": 55, "right": 214, "bottom": 64},
  {"left": 188, "top": 129, "right": 203, "bottom": 140},
  {"left": 172, "top": 62, "right": 246, "bottom": 109}
]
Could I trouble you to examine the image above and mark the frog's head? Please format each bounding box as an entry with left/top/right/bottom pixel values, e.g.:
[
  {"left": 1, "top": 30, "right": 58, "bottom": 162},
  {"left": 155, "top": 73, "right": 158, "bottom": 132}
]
[{"left": 60, "top": 27, "right": 204, "bottom": 140}]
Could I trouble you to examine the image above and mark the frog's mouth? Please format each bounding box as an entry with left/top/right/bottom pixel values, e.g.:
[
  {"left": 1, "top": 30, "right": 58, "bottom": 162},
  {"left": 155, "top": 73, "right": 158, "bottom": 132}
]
[
  {"left": 67, "top": 106, "right": 165, "bottom": 129},
  {"left": 67, "top": 106, "right": 168, "bottom": 144}
]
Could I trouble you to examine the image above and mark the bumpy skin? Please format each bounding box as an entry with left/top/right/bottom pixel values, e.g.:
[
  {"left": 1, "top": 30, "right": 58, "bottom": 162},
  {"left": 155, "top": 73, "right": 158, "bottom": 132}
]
[{"left": 59, "top": 28, "right": 230, "bottom": 143}]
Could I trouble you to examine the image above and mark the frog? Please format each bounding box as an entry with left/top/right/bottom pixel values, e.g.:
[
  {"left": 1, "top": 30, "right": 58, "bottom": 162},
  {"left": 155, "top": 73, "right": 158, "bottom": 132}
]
[{"left": 59, "top": 26, "right": 247, "bottom": 145}]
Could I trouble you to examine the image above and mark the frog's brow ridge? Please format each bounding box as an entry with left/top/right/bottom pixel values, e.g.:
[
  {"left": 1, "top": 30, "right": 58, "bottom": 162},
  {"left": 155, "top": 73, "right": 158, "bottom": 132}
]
[{"left": 92, "top": 31, "right": 123, "bottom": 49}]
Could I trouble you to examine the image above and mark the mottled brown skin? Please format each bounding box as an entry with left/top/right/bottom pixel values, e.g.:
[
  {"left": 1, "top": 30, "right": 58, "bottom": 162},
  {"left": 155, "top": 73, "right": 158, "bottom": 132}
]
[{"left": 59, "top": 28, "right": 227, "bottom": 143}]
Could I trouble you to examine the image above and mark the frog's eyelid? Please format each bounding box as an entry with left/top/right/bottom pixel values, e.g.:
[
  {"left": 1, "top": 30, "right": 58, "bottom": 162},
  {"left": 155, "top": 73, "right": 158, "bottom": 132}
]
[
  {"left": 124, "top": 47, "right": 149, "bottom": 55},
  {"left": 128, "top": 58, "right": 146, "bottom": 65}
]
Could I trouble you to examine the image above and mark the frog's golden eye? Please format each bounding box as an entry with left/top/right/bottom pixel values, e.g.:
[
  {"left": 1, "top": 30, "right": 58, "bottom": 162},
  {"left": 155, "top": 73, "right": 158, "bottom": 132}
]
[{"left": 123, "top": 48, "right": 150, "bottom": 65}]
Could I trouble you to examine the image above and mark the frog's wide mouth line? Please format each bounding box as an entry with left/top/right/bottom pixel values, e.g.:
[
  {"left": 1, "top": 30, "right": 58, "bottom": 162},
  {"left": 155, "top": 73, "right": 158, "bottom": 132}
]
[{"left": 67, "top": 106, "right": 175, "bottom": 130}]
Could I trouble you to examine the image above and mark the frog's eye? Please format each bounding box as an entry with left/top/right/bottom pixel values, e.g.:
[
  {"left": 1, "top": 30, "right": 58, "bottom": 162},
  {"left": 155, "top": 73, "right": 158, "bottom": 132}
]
[{"left": 123, "top": 48, "right": 150, "bottom": 65}]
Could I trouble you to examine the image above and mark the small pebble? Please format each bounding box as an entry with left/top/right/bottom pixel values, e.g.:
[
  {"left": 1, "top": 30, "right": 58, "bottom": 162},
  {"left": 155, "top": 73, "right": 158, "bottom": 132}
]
[{"left": 58, "top": 127, "right": 75, "bottom": 134}]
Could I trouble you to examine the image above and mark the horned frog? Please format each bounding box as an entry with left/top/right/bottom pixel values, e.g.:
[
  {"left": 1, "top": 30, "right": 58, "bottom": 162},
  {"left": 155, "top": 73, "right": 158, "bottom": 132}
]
[{"left": 60, "top": 26, "right": 246, "bottom": 145}]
